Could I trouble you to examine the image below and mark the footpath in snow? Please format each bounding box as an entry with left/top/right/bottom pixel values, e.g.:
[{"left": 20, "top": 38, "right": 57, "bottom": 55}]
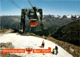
[{"left": 0, "top": 33, "right": 73, "bottom": 57}]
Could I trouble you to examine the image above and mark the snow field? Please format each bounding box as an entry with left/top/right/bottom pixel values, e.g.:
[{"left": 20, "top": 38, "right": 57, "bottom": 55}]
[{"left": 0, "top": 33, "right": 73, "bottom": 57}]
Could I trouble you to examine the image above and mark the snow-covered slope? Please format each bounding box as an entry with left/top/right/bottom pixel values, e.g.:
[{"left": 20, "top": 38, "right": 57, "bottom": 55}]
[{"left": 0, "top": 33, "right": 73, "bottom": 57}]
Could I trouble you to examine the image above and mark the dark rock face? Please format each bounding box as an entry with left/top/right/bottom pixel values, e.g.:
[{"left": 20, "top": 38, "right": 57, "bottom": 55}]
[{"left": 51, "top": 20, "right": 80, "bottom": 46}]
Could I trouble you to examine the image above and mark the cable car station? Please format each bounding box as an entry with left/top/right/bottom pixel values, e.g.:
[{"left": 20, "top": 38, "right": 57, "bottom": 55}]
[{"left": 20, "top": 7, "right": 44, "bottom": 35}]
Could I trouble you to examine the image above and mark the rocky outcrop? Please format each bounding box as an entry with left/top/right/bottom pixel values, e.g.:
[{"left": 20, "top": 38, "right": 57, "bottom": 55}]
[
  {"left": 0, "top": 42, "right": 14, "bottom": 49},
  {"left": 0, "top": 52, "right": 21, "bottom": 57},
  {"left": 0, "top": 29, "right": 14, "bottom": 34},
  {"left": 0, "top": 42, "right": 21, "bottom": 57}
]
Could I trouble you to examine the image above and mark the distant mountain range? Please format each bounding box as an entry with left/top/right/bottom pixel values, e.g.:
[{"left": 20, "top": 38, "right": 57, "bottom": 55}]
[
  {"left": 43, "top": 15, "right": 80, "bottom": 19},
  {"left": 42, "top": 15, "right": 80, "bottom": 35},
  {"left": 0, "top": 15, "right": 80, "bottom": 35}
]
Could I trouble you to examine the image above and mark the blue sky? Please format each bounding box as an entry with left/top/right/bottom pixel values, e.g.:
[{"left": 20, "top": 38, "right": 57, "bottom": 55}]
[{"left": 1, "top": 0, "right": 80, "bottom": 16}]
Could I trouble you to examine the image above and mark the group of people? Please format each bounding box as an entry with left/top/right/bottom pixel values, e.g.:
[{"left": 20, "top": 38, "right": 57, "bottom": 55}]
[
  {"left": 41, "top": 40, "right": 58, "bottom": 55},
  {"left": 52, "top": 46, "right": 58, "bottom": 55}
]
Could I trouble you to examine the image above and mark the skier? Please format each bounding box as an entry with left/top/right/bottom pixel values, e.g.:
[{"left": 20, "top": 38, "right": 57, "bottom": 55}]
[{"left": 55, "top": 46, "right": 58, "bottom": 55}]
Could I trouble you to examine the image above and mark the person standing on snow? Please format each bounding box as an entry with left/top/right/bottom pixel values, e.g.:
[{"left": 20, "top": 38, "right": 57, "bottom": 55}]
[
  {"left": 55, "top": 46, "right": 58, "bottom": 55},
  {"left": 52, "top": 48, "right": 55, "bottom": 54},
  {"left": 41, "top": 40, "right": 45, "bottom": 48}
]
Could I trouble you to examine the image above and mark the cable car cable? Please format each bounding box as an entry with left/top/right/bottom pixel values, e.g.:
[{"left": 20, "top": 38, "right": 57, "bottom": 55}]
[
  {"left": 9, "top": 0, "right": 22, "bottom": 9},
  {"left": 28, "top": 0, "right": 33, "bottom": 8}
]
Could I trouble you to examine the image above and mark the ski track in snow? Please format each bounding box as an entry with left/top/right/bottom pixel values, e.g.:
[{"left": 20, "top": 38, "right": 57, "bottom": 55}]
[{"left": 0, "top": 33, "right": 73, "bottom": 57}]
